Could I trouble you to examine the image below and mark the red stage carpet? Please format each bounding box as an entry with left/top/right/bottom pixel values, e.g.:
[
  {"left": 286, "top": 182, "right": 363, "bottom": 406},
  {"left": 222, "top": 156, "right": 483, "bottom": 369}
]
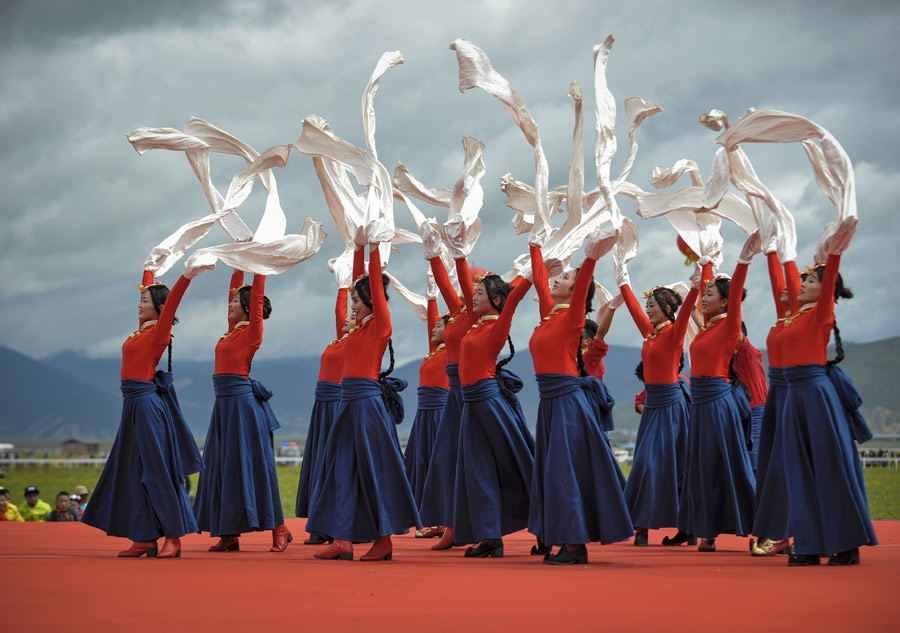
[{"left": 2, "top": 520, "right": 898, "bottom": 632}]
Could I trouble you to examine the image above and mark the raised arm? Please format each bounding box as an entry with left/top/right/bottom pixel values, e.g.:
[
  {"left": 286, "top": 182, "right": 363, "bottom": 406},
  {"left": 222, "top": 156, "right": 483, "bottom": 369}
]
[
  {"left": 784, "top": 261, "right": 801, "bottom": 314},
  {"left": 246, "top": 274, "right": 266, "bottom": 349},
  {"left": 427, "top": 297, "right": 439, "bottom": 353},
  {"left": 149, "top": 276, "right": 190, "bottom": 347},
  {"left": 529, "top": 245, "right": 552, "bottom": 320},
  {"left": 229, "top": 270, "right": 244, "bottom": 304},
  {"left": 620, "top": 284, "right": 653, "bottom": 338},
  {"left": 815, "top": 254, "right": 841, "bottom": 325},
  {"left": 368, "top": 245, "right": 391, "bottom": 338},
  {"left": 429, "top": 257, "right": 463, "bottom": 314},
  {"left": 767, "top": 252, "right": 786, "bottom": 319},
  {"left": 595, "top": 303, "right": 615, "bottom": 341},
  {"left": 455, "top": 257, "right": 476, "bottom": 314},
  {"left": 674, "top": 285, "right": 700, "bottom": 342},
  {"left": 562, "top": 257, "right": 596, "bottom": 329},
  {"left": 353, "top": 247, "right": 365, "bottom": 281},
  {"left": 489, "top": 277, "right": 533, "bottom": 343},
  {"left": 334, "top": 288, "right": 348, "bottom": 339},
  {"left": 724, "top": 262, "right": 748, "bottom": 338}
]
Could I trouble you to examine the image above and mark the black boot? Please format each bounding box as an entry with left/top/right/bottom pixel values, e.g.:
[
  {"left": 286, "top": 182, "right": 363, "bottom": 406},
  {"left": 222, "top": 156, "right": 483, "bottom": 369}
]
[
  {"left": 531, "top": 538, "right": 552, "bottom": 558},
  {"left": 827, "top": 548, "right": 859, "bottom": 566},
  {"left": 464, "top": 539, "right": 503, "bottom": 558},
  {"left": 633, "top": 528, "right": 648, "bottom": 547},
  {"left": 544, "top": 544, "right": 588, "bottom": 565},
  {"left": 662, "top": 530, "right": 697, "bottom": 546}
]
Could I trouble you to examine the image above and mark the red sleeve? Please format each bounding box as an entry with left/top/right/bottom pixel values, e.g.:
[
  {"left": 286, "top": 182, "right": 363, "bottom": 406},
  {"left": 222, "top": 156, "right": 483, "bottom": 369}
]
[
  {"left": 455, "top": 258, "right": 475, "bottom": 314},
  {"left": 699, "top": 262, "right": 714, "bottom": 325},
  {"left": 246, "top": 275, "right": 266, "bottom": 348},
  {"left": 229, "top": 270, "right": 244, "bottom": 304},
  {"left": 141, "top": 270, "right": 154, "bottom": 287},
  {"left": 784, "top": 261, "right": 801, "bottom": 314},
  {"left": 815, "top": 254, "right": 840, "bottom": 325},
  {"left": 767, "top": 252, "right": 786, "bottom": 319},
  {"left": 490, "top": 277, "right": 532, "bottom": 343},
  {"left": 635, "top": 390, "right": 646, "bottom": 414},
  {"left": 353, "top": 247, "right": 365, "bottom": 281},
  {"left": 427, "top": 298, "right": 438, "bottom": 353},
  {"left": 429, "top": 258, "right": 463, "bottom": 314},
  {"left": 369, "top": 246, "right": 391, "bottom": 337},
  {"left": 563, "top": 257, "right": 595, "bottom": 329},
  {"left": 674, "top": 286, "right": 700, "bottom": 341},
  {"left": 620, "top": 284, "right": 652, "bottom": 337},
  {"left": 724, "top": 263, "right": 748, "bottom": 338},
  {"left": 149, "top": 276, "right": 190, "bottom": 347},
  {"left": 530, "top": 245, "right": 552, "bottom": 320},
  {"left": 335, "top": 288, "right": 348, "bottom": 339}
]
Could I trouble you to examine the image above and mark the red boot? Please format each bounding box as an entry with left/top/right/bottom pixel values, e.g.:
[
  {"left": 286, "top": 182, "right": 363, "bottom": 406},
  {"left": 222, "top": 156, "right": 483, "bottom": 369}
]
[
  {"left": 361, "top": 536, "right": 393, "bottom": 561},
  {"left": 209, "top": 536, "right": 240, "bottom": 552},
  {"left": 314, "top": 539, "right": 353, "bottom": 561},
  {"left": 158, "top": 537, "right": 182, "bottom": 558},
  {"left": 270, "top": 523, "right": 293, "bottom": 552},
  {"left": 117, "top": 540, "right": 158, "bottom": 558},
  {"left": 432, "top": 527, "right": 454, "bottom": 551}
]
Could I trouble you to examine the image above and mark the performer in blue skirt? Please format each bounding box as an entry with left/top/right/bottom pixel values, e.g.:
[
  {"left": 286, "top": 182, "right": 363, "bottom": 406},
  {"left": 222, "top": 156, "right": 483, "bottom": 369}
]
[
  {"left": 307, "top": 244, "right": 421, "bottom": 561},
  {"left": 83, "top": 264, "right": 205, "bottom": 559},
  {"left": 527, "top": 239, "right": 633, "bottom": 565},
  {"left": 194, "top": 271, "right": 291, "bottom": 553}
]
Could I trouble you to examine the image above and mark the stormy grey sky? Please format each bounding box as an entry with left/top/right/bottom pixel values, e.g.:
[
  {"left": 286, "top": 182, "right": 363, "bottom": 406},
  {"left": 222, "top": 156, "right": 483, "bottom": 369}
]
[{"left": 1, "top": 0, "right": 898, "bottom": 367}]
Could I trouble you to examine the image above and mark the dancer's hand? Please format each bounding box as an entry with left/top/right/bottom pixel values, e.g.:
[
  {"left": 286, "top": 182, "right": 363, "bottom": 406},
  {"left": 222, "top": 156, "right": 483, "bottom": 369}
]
[{"left": 183, "top": 251, "right": 217, "bottom": 279}]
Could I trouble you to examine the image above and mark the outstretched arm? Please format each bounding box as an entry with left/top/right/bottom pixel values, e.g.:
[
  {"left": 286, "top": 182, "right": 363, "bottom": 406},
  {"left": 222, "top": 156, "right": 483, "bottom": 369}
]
[
  {"left": 429, "top": 257, "right": 463, "bottom": 314},
  {"left": 620, "top": 284, "right": 653, "bottom": 338},
  {"left": 767, "top": 252, "right": 786, "bottom": 319},
  {"left": 490, "top": 278, "right": 533, "bottom": 343},
  {"left": 815, "top": 254, "right": 841, "bottom": 325},
  {"left": 455, "top": 257, "right": 475, "bottom": 315},
  {"left": 149, "top": 276, "right": 191, "bottom": 347},
  {"left": 334, "top": 288, "right": 348, "bottom": 339},
  {"left": 562, "top": 257, "right": 596, "bottom": 329},
  {"left": 246, "top": 275, "right": 266, "bottom": 349},
  {"left": 427, "top": 297, "right": 439, "bottom": 353},
  {"left": 724, "top": 262, "right": 748, "bottom": 339},
  {"left": 369, "top": 245, "right": 391, "bottom": 338},
  {"left": 530, "top": 245, "right": 552, "bottom": 320},
  {"left": 784, "top": 261, "right": 801, "bottom": 314}
]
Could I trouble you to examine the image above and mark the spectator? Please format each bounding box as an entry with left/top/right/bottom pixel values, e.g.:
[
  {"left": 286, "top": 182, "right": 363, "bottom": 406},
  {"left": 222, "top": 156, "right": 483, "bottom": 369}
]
[
  {"left": 69, "top": 494, "right": 83, "bottom": 518},
  {"left": 73, "top": 485, "right": 90, "bottom": 512},
  {"left": 46, "top": 491, "right": 81, "bottom": 522},
  {"left": 0, "top": 487, "right": 25, "bottom": 522},
  {"left": 20, "top": 486, "right": 52, "bottom": 522}
]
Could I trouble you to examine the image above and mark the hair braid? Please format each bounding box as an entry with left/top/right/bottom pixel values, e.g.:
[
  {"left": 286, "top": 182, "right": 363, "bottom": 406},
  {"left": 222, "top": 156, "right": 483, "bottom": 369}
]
[
  {"left": 827, "top": 322, "right": 845, "bottom": 366},
  {"left": 495, "top": 336, "right": 517, "bottom": 406}
]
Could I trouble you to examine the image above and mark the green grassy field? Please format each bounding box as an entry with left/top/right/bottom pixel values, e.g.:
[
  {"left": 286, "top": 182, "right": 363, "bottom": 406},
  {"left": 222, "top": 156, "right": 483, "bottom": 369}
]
[{"left": 3, "top": 463, "right": 898, "bottom": 521}]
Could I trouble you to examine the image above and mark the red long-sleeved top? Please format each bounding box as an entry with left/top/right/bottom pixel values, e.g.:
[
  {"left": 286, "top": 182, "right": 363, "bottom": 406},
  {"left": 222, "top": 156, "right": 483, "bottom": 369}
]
[
  {"left": 733, "top": 336, "right": 768, "bottom": 406},
  {"left": 620, "top": 273, "right": 700, "bottom": 384},
  {"left": 215, "top": 272, "right": 265, "bottom": 376},
  {"left": 430, "top": 257, "right": 475, "bottom": 366},
  {"left": 317, "top": 250, "right": 365, "bottom": 384},
  {"left": 689, "top": 262, "right": 748, "bottom": 378},
  {"left": 342, "top": 246, "right": 391, "bottom": 380},
  {"left": 419, "top": 298, "right": 450, "bottom": 388},
  {"left": 528, "top": 245, "right": 596, "bottom": 376},
  {"left": 780, "top": 254, "right": 841, "bottom": 367},
  {"left": 121, "top": 274, "right": 191, "bottom": 381},
  {"left": 583, "top": 339, "right": 609, "bottom": 380},
  {"left": 764, "top": 253, "right": 802, "bottom": 369},
  {"left": 459, "top": 277, "right": 531, "bottom": 386}
]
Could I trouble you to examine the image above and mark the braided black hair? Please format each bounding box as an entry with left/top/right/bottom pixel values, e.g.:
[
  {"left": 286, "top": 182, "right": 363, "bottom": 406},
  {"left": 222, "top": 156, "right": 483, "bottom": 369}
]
[
  {"left": 146, "top": 284, "right": 176, "bottom": 373},
  {"left": 651, "top": 287, "right": 683, "bottom": 323},
  {"left": 635, "top": 361, "right": 644, "bottom": 383},
  {"left": 812, "top": 266, "right": 853, "bottom": 366},
  {"left": 496, "top": 336, "right": 517, "bottom": 405},
  {"left": 711, "top": 277, "right": 747, "bottom": 304}
]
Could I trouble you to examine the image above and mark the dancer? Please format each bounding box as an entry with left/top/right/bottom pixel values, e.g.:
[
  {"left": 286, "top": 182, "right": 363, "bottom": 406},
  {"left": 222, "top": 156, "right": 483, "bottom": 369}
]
[
  {"left": 452, "top": 269, "right": 534, "bottom": 558},
  {"left": 527, "top": 240, "right": 633, "bottom": 565},
  {"left": 82, "top": 263, "right": 205, "bottom": 558},
  {"left": 733, "top": 323, "right": 767, "bottom": 472},
  {"left": 406, "top": 292, "right": 450, "bottom": 536},
  {"left": 307, "top": 243, "right": 421, "bottom": 562},
  {"left": 295, "top": 249, "right": 364, "bottom": 545},
  {"left": 677, "top": 237, "right": 759, "bottom": 552},
  {"left": 193, "top": 270, "right": 292, "bottom": 553},
  {"left": 615, "top": 261, "right": 696, "bottom": 547},
  {"left": 779, "top": 254, "right": 877, "bottom": 566}
]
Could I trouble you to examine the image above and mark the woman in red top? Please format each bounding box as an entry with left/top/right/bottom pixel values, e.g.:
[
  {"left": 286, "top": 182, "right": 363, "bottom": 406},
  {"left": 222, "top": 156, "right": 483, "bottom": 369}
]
[
  {"left": 452, "top": 271, "right": 534, "bottom": 558},
  {"left": 307, "top": 244, "right": 420, "bottom": 562},
  {"left": 778, "top": 255, "right": 877, "bottom": 566},
  {"left": 82, "top": 269, "right": 203, "bottom": 559},
  {"left": 527, "top": 243, "right": 633, "bottom": 565},
  {"left": 295, "top": 249, "right": 365, "bottom": 545},
  {"left": 193, "top": 271, "right": 291, "bottom": 555},
  {"left": 677, "top": 254, "right": 757, "bottom": 552},
  {"left": 733, "top": 323, "right": 768, "bottom": 472},
  {"left": 616, "top": 262, "right": 697, "bottom": 547}
]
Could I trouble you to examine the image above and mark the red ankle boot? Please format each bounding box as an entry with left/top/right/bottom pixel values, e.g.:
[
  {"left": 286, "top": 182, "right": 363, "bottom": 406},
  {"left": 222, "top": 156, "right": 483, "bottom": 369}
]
[
  {"left": 361, "top": 536, "right": 392, "bottom": 561},
  {"left": 270, "top": 523, "right": 293, "bottom": 552},
  {"left": 117, "top": 540, "right": 158, "bottom": 558},
  {"left": 209, "top": 536, "right": 240, "bottom": 552},
  {"left": 431, "top": 527, "right": 454, "bottom": 551},
  {"left": 158, "top": 538, "right": 182, "bottom": 558},
  {"left": 314, "top": 539, "right": 353, "bottom": 561}
]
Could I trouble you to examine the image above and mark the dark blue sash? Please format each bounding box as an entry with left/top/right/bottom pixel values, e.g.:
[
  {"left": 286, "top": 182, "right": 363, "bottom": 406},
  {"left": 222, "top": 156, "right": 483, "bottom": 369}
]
[
  {"left": 213, "top": 374, "right": 281, "bottom": 432},
  {"left": 417, "top": 385, "right": 449, "bottom": 411},
  {"left": 644, "top": 382, "right": 686, "bottom": 408},
  {"left": 314, "top": 380, "right": 343, "bottom": 402}
]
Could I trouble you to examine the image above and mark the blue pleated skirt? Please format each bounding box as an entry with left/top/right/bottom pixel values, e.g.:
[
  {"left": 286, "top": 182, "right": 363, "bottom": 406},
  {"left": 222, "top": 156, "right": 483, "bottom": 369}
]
[
  {"left": 295, "top": 381, "right": 342, "bottom": 520},
  {"left": 748, "top": 404, "right": 764, "bottom": 471},
  {"left": 623, "top": 382, "right": 690, "bottom": 529},
  {"left": 779, "top": 365, "right": 877, "bottom": 555},
  {"left": 82, "top": 374, "right": 201, "bottom": 541},
  {"left": 193, "top": 375, "right": 284, "bottom": 536},
  {"left": 419, "top": 364, "right": 463, "bottom": 524},
  {"left": 452, "top": 378, "right": 535, "bottom": 545},
  {"left": 677, "top": 377, "right": 756, "bottom": 538},
  {"left": 405, "top": 386, "right": 450, "bottom": 509},
  {"left": 527, "top": 374, "right": 633, "bottom": 546},
  {"left": 305, "top": 377, "right": 421, "bottom": 541},
  {"left": 752, "top": 368, "right": 790, "bottom": 540}
]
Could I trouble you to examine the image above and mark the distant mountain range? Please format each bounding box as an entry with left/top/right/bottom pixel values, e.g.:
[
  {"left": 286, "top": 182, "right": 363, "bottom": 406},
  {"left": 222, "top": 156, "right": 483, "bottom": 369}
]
[{"left": 1, "top": 336, "right": 897, "bottom": 442}]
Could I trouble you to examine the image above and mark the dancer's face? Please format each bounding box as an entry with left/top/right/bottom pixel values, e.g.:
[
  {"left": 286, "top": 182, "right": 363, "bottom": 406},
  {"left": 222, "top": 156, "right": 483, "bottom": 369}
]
[
  {"left": 138, "top": 291, "right": 159, "bottom": 322},
  {"left": 797, "top": 272, "right": 822, "bottom": 304},
  {"left": 550, "top": 270, "right": 575, "bottom": 304},
  {"left": 341, "top": 315, "right": 355, "bottom": 335},
  {"left": 645, "top": 295, "right": 668, "bottom": 326},
  {"left": 431, "top": 319, "right": 446, "bottom": 344},
  {"left": 702, "top": 284, "right": 727, "bottom": 318},
  {"left": 228, "top": 293, "right": 248, "bottom": 322},
  {"left": 351, "top": 290, "right": 372, "bottom": 320},
  {"left": 473, "top": 281, "right": 499, "bottom": 315}
]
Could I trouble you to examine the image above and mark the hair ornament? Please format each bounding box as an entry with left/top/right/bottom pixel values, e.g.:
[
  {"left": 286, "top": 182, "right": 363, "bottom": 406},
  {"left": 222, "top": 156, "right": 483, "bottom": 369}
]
[
  {"left": 643, "top": 285, "right": 665, "bottom": 298},
  {"left": 138, "top": 281, "right": 167, "bottom": 291},
  {"left": 473, "top": 271, "right": 497, "bottom": 282}
]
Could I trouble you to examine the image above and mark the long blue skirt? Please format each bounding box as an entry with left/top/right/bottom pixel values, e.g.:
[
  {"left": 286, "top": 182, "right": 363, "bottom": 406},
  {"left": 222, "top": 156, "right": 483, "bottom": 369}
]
[
  {"left": 748, "top": 404, "right": 764, "bottom": 471},
  {"left": 306, "top": 378, "right": 421, "bottom": 541},
  {"left": 527, "top": 374, "right": 632, "bottom": 546},
  {"left": 295, "top": 381, "right": 342, "bottom": 519},
  {"left": 83, "top": 374, "right": 201, "bottom": 541},
  {"left": 677, "top": 377, "right": 756, "bottom": 538},
  {"left": 623, "top": 382, "right": 690, "bottom": 529},
  {"left": 193, "top": 375, "right": 283, "bottom": 536},
  {"left": 405, "top": 386, "right": 449, "bottom": 509},
  {"left": 780, "top": 365, "right": 877, "bottom": 555},
  {"left": 752, "top": 368, "right": 790, "bottom": 540},
  {"left": 452, "top": 378, "right": 535, "bottom": 545},
  {"left": 419, "top": 364, "right": 463, "bottom": 524}
]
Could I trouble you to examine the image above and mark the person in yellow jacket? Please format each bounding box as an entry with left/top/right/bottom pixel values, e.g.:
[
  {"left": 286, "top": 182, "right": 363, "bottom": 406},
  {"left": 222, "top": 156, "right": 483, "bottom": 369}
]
[
  {"left": 21, "top": 486, "right": 52, "bottom": 522},
  {"left": 0, "top": 487, "right": 25, "bottom": 522}
]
